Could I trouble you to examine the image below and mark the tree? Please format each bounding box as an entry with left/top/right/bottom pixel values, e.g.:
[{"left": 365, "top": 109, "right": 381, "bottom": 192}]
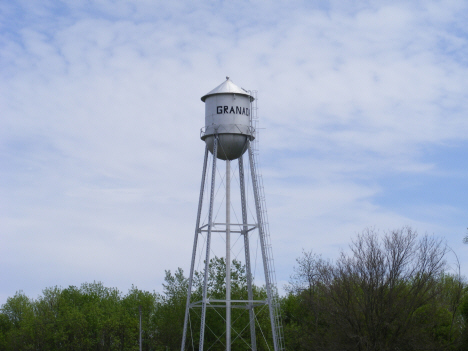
[
  {"left": 153, "top": 267, "right": 188, "bottom": 350},
  {"left": 191, "top": 257, "right": 272, "bottom": 351},
  {"left": 0, "top": 291, "right": 34, "bottom": 350},
  {"left": 0, "top": 283, "right": 161, "bottom": 351},
  {"left": 158, "top": 257, "right": 271, "bottom": 351},
  {"left": 285, "top": 227, "right": 466, "bottom": 351}
]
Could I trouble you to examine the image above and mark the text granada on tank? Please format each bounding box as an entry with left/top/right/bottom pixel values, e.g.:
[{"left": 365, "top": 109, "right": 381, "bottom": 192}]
[{"left": 217, "top": 105, "right": 250, "bottom": 117}]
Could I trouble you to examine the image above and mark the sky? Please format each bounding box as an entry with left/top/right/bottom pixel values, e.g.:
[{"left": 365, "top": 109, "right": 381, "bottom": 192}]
[{"left": 1, "top": 0, "right": 468, "bottom": 306}]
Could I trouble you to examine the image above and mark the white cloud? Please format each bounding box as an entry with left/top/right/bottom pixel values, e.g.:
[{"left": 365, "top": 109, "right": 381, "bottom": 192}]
[{"left": 1, "top": 0, "right": 468, "bottom": 304}]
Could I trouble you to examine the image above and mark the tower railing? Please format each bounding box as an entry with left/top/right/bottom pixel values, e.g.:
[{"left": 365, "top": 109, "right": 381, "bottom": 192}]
[
  {"left": 200, "top": 125, "right": 256, "bottom": 139},
  {"left": 250, "top": 91, "right": 285, "bottom": 351}
]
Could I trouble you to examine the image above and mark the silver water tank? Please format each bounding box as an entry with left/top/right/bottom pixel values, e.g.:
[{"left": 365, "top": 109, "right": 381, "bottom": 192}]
[{"left": 201, "top": 77, "right": 255, "bottom": 160}]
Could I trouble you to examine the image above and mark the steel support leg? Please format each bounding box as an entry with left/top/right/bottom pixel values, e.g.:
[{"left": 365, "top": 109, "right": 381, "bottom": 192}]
[
  {"left": 239, "top": 154, "right": 257, "bottom": 350},
  {"left": 181, "top": 146, "right": 209, "bottom": 351},
  {"left": 248, "top": 142, "right": 279, "bottom": 351},
  {"left": 226, "top": 159, "right": 231, "bottom": 351},
  {"left": 199, "top": 137, "right": 218, "bottom": 350}
]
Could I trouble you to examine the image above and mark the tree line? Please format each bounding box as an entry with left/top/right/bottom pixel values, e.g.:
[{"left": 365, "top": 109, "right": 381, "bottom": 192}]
[{"left": 1, "top": 227, "right": 468, "bottom": 350}]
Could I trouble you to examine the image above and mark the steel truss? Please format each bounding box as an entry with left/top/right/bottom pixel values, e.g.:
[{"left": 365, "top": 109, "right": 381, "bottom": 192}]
[{"left": 180, "top": 136, "right": 284, "bottom": 351}]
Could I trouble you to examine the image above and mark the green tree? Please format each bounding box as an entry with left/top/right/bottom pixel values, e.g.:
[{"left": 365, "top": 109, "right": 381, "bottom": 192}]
[
  {"left": 285, "top": 227, "right": 466, "bottom": 351},
  {"left": 158, "top": 257, "right": 272, "bottom": 351},
  {"left": 1, "top": 290, "right": 34, "bottom": 350},
  {"left": 153, "top": 267, "right": 188, "bottom": 350},
  {"left": 122, "top": 285, "right": 159, "bottom": 350},
  {"left": 0, "top": 282, "right": 162, "bottom": 351}
]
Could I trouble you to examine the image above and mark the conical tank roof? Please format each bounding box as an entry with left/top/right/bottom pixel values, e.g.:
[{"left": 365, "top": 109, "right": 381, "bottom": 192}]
[{"left": 201, "top": 77, "right": 254, "bottom": 102}]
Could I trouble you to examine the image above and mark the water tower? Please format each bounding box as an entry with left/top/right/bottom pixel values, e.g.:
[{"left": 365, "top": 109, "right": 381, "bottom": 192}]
[{"left": 181, "top": 77, "right": 284, "bottom": 351}]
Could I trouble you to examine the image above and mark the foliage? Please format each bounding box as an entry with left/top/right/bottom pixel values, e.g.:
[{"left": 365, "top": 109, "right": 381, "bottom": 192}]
[
  {"left": 0, "top": 283, "right": 161, "bottom": 351},
  {"left": 175, "top": 257, "right": 272, "bottom": 350},
  {"left": 2, "top": 227, "right": 468, "bottom": 350},
  {"left": 284, "top": 227, "right": 467, "bottom": 351},
  {"left": 0, "top": 258, "right": 270, "bottom": 350}
]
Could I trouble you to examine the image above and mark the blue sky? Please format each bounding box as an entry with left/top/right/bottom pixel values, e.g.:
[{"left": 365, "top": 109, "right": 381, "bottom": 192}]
[{"left": 1, "top": 0, "right": 468, "bottom": 305}]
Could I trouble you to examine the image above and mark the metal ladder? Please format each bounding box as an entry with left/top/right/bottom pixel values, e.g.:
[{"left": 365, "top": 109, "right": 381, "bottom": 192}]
[{"left": 250, "top": 92, "right": 285, "bottom": 351}]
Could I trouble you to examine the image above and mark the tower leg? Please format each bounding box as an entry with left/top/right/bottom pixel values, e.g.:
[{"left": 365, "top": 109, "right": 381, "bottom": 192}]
[
  {"left": 199, "top": 137, "right": 218, "bottom": 351},
  {"left": 181, "top": 146, "right": 209, "bottom": 351},
  {"left": 226, "top": 159, "right": 231, "bottom": 351},
  {"left": 248, "top": 142, "right": 279, "bottom": 351},
  {"left": 239, "top": 154, "right": 257, "bottom": 350}
]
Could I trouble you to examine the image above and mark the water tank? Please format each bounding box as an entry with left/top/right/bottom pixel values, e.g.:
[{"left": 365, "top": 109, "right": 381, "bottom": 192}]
[{"left": 201, "top": 77, "right": 255, "bottom": 160}]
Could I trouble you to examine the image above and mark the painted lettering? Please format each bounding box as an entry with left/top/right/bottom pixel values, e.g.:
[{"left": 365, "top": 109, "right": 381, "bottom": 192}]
[{"left": 216, "top": 105, "right": 250, "bottom": 116}]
